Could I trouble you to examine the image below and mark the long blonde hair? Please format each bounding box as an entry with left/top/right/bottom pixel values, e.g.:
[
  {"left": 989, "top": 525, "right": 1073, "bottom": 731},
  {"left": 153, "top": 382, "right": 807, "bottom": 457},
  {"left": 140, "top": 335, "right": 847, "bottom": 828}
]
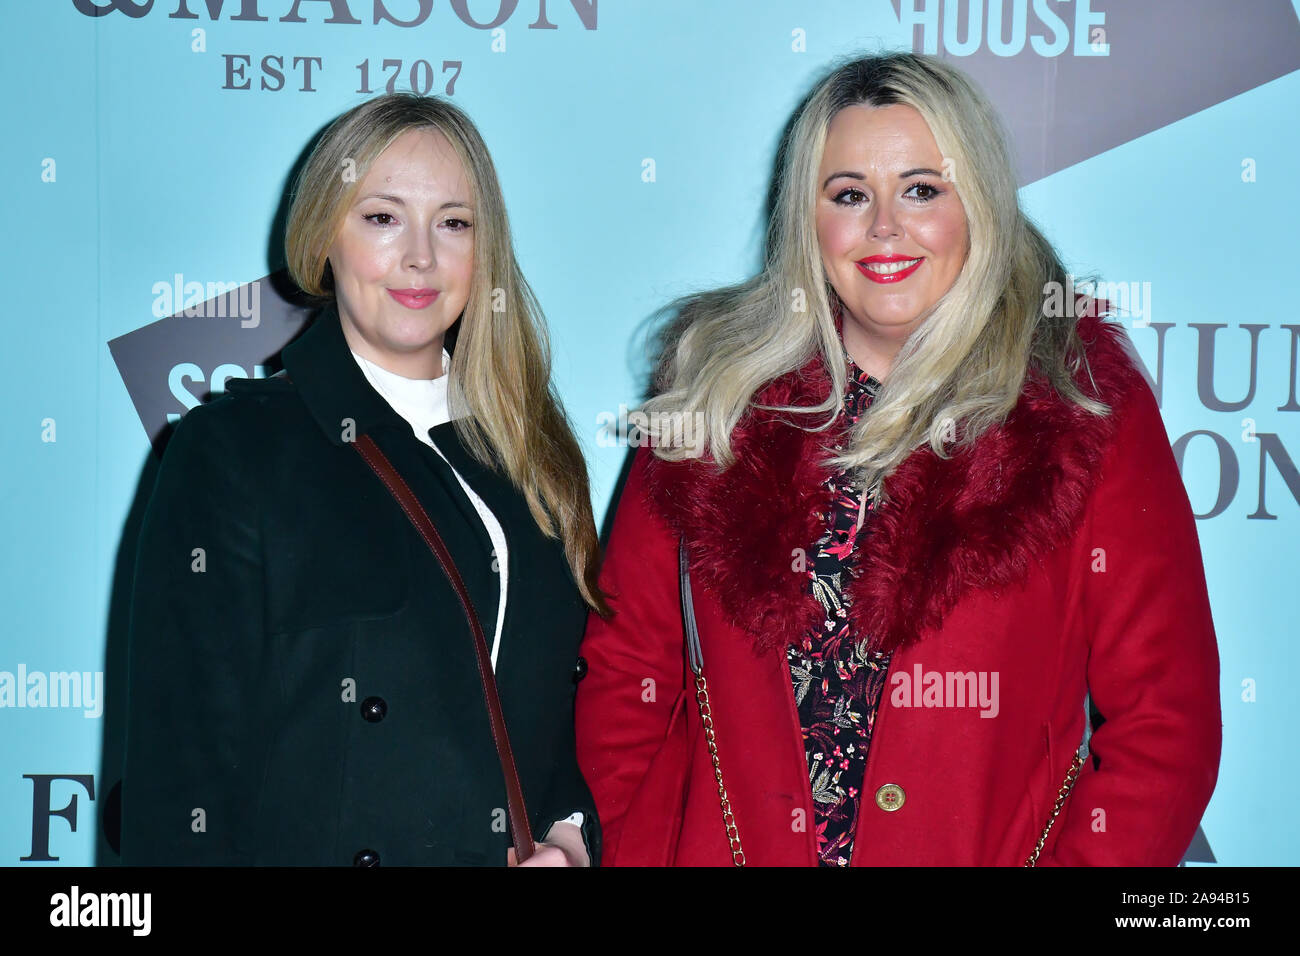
[
  {"left": 285, "top": 92, "right": 609, "bottom": 615},
  {"left": 645, "top": 52, "right": 1109, "bottom": 501}
]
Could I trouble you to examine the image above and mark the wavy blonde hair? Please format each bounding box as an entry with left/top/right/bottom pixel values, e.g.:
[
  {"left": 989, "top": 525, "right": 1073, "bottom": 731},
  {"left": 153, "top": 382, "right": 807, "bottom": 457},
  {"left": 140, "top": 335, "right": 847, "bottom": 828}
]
[
  {"left": 285, "top": 92, "right": 608, "bottom": 615},
  {"left": 645, "top": 52, "right": 1109, "bottom": 501}
]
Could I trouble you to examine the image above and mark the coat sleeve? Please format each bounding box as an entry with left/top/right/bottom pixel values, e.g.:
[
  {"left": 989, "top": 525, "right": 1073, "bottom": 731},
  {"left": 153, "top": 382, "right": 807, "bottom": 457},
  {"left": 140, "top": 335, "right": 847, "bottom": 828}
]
[
  {"left": 532, "top": 688, "right": 604, "bottom": 866},
  {"left": 1039, "top": 377, "right": 1222, "bottom": 866},
  {"left": 120, "top": 400, "right": 267, "bottom": 865},
  {"left": 574, "top": 446, "right": 685, "bottom": 861}
]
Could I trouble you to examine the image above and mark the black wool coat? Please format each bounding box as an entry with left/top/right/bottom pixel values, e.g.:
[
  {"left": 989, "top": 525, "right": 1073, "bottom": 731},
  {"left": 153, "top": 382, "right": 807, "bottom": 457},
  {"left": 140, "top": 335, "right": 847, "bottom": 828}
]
[{"left": 120, "top": 305, "right": 600, "bottom": 866}]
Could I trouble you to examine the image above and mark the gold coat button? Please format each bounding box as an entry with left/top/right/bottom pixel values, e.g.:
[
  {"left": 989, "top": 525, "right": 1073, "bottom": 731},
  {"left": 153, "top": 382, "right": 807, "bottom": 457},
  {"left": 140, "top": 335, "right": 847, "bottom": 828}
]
[{"left": 875, "top": 783, "right": 905, "bottom": 812}]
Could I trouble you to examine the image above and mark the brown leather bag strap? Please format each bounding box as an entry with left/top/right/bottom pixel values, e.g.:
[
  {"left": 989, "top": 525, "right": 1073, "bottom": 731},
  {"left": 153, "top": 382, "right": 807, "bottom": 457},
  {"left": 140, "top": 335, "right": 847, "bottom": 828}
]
[{"left": 354, "top": 433, "right": 536, "bottom": 863}]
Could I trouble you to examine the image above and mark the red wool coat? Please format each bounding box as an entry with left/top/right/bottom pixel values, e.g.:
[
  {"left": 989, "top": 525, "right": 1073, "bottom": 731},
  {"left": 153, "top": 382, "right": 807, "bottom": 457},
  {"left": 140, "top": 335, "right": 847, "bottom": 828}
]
[{"left": 575, "top": 312, "right": 1222, "bottom": 866}]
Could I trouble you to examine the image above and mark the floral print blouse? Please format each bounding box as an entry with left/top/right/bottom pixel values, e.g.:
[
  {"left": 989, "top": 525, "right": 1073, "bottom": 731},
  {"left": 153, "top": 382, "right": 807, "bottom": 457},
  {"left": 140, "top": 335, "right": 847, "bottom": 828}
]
[{"left": 785, "top": 351, "right": 890, "bottom": 868}]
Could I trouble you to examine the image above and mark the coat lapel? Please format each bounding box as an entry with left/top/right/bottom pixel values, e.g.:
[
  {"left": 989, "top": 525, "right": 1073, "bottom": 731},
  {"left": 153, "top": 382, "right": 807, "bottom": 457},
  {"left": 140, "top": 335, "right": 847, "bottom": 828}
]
[{"left": 643, "top": 313, "right": 1146, "bottom": 654}]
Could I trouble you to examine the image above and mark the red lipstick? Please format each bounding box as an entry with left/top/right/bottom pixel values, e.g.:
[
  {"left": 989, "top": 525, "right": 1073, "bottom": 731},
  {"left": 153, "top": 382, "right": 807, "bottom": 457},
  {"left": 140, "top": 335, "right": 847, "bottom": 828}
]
[{"left": 856, "top": 254, "right": 923, "bottom": 284}]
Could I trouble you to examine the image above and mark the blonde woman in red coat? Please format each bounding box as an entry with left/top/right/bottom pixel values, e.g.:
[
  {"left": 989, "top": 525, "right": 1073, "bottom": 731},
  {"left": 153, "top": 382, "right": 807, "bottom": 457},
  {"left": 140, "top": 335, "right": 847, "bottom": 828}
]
[{"left": 573, "top": 52, "right": 1221, "bottom": 867}]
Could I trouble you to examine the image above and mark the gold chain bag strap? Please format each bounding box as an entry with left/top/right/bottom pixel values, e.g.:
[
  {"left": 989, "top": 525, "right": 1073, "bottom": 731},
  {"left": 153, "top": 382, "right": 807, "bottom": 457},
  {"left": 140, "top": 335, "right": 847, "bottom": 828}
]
[
  {"left": 1025, "top": 695, "right": 1092, "bottom": 866},
  {"left": 1024, "top": 751, "right": 1085, "bottom": 866},
  {"left": 679, "top": 538, "right": 746, "bottom": 867}
]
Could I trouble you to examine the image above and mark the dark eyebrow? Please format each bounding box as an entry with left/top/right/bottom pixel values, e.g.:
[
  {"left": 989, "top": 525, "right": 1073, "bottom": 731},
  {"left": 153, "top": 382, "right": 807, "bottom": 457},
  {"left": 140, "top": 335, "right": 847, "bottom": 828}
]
[
  {"left": 821, "top": 168, "right": 944, "bottom": 190},
  {"left": 357, "top": 193, "right": 472, "bottom": 210}
]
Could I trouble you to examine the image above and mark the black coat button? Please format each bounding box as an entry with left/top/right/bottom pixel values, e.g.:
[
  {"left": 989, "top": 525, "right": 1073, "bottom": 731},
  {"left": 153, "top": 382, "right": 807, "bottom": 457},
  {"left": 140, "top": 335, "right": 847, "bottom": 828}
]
[
  {"left": 353, "top": 848, "right": 380, "bottom": 867},
  {"left": 360, "top": 696, "right": 387, "bottom": 722},
  {"left": 572, "top": 656, "right": 588, "bottom": 683}
]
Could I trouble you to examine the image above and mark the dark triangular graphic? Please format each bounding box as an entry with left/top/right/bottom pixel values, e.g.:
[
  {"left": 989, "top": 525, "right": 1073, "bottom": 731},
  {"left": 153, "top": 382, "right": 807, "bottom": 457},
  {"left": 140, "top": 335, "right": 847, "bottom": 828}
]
[
  {"left": 108, "top": 275, "right": 315, "bottom": 450},
  {"left": 889, "top": 0, "right": 1300, "bottom": 184},
  {"left": 1181, "top": 824, "right": 1216, "bottom": 866}
]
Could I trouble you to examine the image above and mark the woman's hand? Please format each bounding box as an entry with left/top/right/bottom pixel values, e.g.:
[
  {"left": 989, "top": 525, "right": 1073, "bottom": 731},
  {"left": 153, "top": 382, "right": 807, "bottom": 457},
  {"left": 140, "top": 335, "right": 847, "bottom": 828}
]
[{"left": 506, "top": 822, "right": 589, "bottom": 867}]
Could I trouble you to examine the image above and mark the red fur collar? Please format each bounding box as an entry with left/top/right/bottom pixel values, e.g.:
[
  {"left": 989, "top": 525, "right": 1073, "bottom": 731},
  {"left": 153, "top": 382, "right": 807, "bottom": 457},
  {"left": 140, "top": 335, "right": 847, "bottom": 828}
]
[{"left": 642, "top": 312, "right": 1146, "bottom": 655}]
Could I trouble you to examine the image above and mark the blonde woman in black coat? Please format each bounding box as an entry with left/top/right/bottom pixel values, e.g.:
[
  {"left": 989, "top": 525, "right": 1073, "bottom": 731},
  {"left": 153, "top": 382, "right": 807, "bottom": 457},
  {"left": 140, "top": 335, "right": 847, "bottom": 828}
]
[{"left": 121, "top": 93, "right": 606, "bottom": 866}]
